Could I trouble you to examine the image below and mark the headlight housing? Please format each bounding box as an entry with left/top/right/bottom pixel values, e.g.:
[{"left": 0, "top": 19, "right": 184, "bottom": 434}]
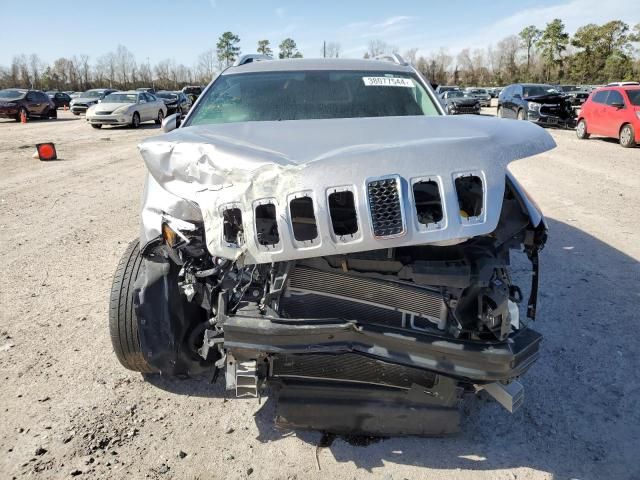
[
  {"left": 113, "top": 106, "right": 130, "bottom": 115},
  {"left": 635, "top": 111, "right": 640, "bottom": 120},
  {"left": 527, "top": 102, "right": 541, "bottom": 112},
  {"left": 5, "top": 102, "right": 17, "bottom": 107}
]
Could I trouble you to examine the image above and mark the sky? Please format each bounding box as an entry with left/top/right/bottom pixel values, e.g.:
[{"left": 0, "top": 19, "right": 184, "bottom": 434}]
[{"left": 0, "top": 0, "right": 638, "bottom": 67}]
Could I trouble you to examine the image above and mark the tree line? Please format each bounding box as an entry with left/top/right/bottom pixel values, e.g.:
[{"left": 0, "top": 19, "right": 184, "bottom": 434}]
[
  {"left": 1, "top": 19, "right": 638, "bottom": 92},
  {"left": 410, "top": 19, "right": 640, "bottom": 86}
]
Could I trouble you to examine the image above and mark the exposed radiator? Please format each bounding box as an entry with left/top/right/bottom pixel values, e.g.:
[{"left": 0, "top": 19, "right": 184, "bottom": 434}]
[
  {"left": 285, "top": 265, "right": 446, "bottom": 323},
  {"left": 272, "top": 353, "right": 437, "bottom": 389}
]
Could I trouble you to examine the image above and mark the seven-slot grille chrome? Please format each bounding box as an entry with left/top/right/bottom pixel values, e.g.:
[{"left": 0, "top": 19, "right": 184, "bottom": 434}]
[{"left": 367, "top": 177, "right": 404, "bottom": 237}]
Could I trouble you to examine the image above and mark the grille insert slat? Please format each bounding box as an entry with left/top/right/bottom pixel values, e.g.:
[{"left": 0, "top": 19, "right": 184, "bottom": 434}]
[{"left": 368, "top": 178, "right": 404, "bottom": 237}]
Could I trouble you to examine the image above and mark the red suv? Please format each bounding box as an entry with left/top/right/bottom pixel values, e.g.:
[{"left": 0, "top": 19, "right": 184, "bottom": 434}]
[{"left": 576, "top": 86, "right": 640, "bottom": 148}]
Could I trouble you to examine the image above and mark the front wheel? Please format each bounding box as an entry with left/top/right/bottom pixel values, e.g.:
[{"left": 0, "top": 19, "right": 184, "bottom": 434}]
[
  {"left": 496, "top": 106, "right": 503, "bottom": 118},
  {"left": 47, "top": 108, "right": 57, "bottom": 119},
  {"left": 620, "top": 124, "right": 636, "bottom": 148},
  {"left": 576, "top": 119, "right": 589, "bottom": 139},
  {"left": 91, "top": 124, "right": 102, "bottom": 129},
  {"left": 155, "top": 110, "right": 164, "bottom": 125},
  {"left": 109, "top": 240, "right": 154, "bottom": 373},
  {"left": 517, "top": 109, "right": 526, "bottom": 121},
  {"left": 131, "top": 112, "right": 140, "bottom": 129}
]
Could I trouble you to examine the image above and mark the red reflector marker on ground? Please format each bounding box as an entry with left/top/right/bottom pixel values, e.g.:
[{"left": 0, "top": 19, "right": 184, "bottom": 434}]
[{"left": 36, "top": 143, "right": 57, "bottom": 161}]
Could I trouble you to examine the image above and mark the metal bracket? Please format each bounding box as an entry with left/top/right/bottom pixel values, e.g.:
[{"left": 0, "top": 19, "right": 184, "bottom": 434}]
[{"left": 476, "top": 380, "right": 524, "bottom": 413}]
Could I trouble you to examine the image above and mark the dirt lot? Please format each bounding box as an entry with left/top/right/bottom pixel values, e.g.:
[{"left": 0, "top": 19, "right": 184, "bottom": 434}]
[{"left": 1, "top": 110, "right": 639, "bottom": 480}]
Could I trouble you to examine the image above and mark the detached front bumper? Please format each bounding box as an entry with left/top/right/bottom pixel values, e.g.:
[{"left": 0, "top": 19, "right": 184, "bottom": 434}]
[{"left": 223, "top": 314, "right": 542, "bottom": 384}]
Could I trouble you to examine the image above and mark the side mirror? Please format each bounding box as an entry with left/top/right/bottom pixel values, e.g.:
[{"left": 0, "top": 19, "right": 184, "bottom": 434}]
[
  {"left": 161, "top": 113, "right": 181, "bottom": 133},
  {"left": 610, "top": 102, "right": 625, "bottom": 109}
]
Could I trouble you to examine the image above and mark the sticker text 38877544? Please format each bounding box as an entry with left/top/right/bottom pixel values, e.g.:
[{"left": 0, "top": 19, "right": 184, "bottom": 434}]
[{"left": 362, "top": 77, "right": 414, "bottom": 87}]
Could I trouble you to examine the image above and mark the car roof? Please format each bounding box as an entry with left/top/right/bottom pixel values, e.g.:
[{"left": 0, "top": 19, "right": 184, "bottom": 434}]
[
  {"left": 222, "top": 58, "right": 414, "bottom": 75},
  {"left": 112, "top": 90, "right": 140, "bottom": 94}
]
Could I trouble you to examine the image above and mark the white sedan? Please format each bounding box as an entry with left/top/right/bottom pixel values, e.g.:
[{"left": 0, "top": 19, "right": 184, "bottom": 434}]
[{"left": 86, "top": 91, "right": 167, "bottom": 129}]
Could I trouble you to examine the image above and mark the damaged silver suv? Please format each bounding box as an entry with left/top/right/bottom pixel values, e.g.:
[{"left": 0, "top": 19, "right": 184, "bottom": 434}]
[{"left": 109, "top": 55, "right": 555, "bottom": 436}]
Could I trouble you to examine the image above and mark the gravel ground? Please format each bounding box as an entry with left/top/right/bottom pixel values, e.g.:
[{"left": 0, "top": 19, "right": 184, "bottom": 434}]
[{"left": 0, "top": 110, "right": 639, "bottom": 480}]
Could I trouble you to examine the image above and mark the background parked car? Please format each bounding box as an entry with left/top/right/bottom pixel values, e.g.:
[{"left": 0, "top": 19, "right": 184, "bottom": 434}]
[
  {"left": 154, "top": 90, "right": 192, "bottom": 116},
  {"left": 441, "top": 90, "right": 481, "bottom": 114},
  {"left": 85, "top": 91, "right": 167, "bottom": 129},
  {"left": 576, "top": 86, "right": 640, "bottom": 148},
  {"left": 0, "top": 89, "right": 57, "bottom": 121},
  {"left": 498, "top": 83, "right": 575, "bottom": 127},
  {"left": 434, "top": 85, "right": 461, "bottom": 97},
  {"left": 464, "top": 88, "right": 491, "bottom": 106},
  {"left": 70, "top": 88, "right": 117, "bottom": 115},
  {"left": 559, "top": 85, "right": 589, "bottom": 107},
  {"left": 136, "top": 87, "right": 156, "bottom": 94},
  {"left": 181, "top": 85, "right": 203, "bottom": 103},
  {"left": 47, "top": 91, "right": 72, "bottom": 109}
]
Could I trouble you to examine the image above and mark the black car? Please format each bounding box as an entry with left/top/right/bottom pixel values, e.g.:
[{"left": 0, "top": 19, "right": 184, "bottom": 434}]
[
  {"left": 181, "top": 85, "right": 204, "bottom": 103},
  {"left": 155, "top": 91, "right": 192, "bottom": 116},
  {"left": 497, "top": 83, "right": 576, "bottom": 127},
  {"left": 0, "top": 89, "right": 57, "bottom": 121},
  {"left": 441, "top": 90, "right": 481, "bottom": 114},
  {"left": 47, "top": 91, "right": 72, "bottom": 109},
  {"left": 559, "top": 86, "right": 589, "bottom": 107}
]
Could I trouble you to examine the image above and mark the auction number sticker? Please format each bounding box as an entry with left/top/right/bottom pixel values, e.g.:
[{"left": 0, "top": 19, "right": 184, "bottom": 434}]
[{"left": 362, "top": 77, "right": 414, "bottom": 87}]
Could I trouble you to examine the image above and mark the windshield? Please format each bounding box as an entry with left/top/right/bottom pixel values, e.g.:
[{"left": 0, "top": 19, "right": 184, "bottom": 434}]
[
  {"left": 523, "top": 85, "right": 559, "bottom": 97},
  {"left": 156, "top": 92, "right": 177, "bottom": 99},
  {"left": 448, "top": 91, "right": 464, "bottom": 98},
  {"left": 82, "top": 90, "right": 103, "bottom": 98},
  {"left": 187, "top": 70, "right": 439, "bottom": 126},
  {"left": 626, "top": 90, "right": 640, "bottom": 106},
  {"left": 0, "top": 89, "right": 26, "bottom": 100},
  {"left": 103, "top": 93, "right": 138, "bottom": 103},
  {"left": 470, "top": 89, "right": 487, "bottom": 94}
]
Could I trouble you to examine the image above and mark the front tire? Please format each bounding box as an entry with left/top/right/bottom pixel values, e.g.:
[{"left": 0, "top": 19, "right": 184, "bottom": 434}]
[
  {"left": 517, "top": 109, "right": 526, "bottom": 121},
  {"left": 47, "top": 108, "right": 57, "bottom": 119},
  {"left": 131, "top": 112, "right": 140, "bottom": 129},
  {"left": 496, "top": 106, "right": 503, "bottom": 118},
  {"left": 91, "top": 124, "right": 102, "bottom": 129},
  {"left": 576, "top": 119, "right": 589, "bottom": 139},
  {"left": 109, "top": 240, "right": 154, "bottom": 373},
  {"left": 620, "top": 124, "right": 636, "bottom": 148},
  {"left": 155, "top": 110, "right": 164, "bottom": 125}
]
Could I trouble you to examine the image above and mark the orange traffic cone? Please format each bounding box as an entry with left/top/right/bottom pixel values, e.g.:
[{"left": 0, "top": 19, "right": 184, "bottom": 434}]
[
  {"left": 20, "top": 110, "right": 27, "bottom": 123},
  {"left": 63, "top": 104, "right": 67, "bottom": 111}
]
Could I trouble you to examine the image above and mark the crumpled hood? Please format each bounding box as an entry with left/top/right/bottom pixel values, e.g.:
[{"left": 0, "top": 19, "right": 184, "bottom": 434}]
[
  {"left": 138, "top": 115, "right": 555, "bottom": 263},
  {"left": 524, "top": 94, "right": 566, "bottom": 103}
]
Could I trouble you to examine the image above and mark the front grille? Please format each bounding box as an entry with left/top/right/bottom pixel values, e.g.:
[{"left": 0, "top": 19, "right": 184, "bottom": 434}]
[
  {"left": 272, "top": 353, "right": 437, "bottom": 389},
  {"left": 286, "top": 265, "right": 444, "bottom": 320},
  {"left": 540, "top": 105, "right": 562, "bottom": 116},
  {"left": 367, "top": 177, "right": 403, "bottom": 237},
  {"left": 456, "top": 106, "right": 478, "bottom": 114},
  {"left": 95, "top": 111, "right": 112, "bottom": 115}
]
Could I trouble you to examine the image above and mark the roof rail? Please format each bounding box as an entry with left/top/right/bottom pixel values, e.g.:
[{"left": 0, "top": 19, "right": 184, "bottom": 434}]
[
  {"left": 233, "top": 54, "right": 274, "bottom": 67},
  {"left": 373, "top": 53, "right": 408, "bottom": 66}
]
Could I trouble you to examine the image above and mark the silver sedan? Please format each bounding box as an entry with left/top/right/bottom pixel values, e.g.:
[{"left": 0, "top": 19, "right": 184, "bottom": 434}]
[{"left": 86, "top": 91, "right": 167, "bottom": 129}]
